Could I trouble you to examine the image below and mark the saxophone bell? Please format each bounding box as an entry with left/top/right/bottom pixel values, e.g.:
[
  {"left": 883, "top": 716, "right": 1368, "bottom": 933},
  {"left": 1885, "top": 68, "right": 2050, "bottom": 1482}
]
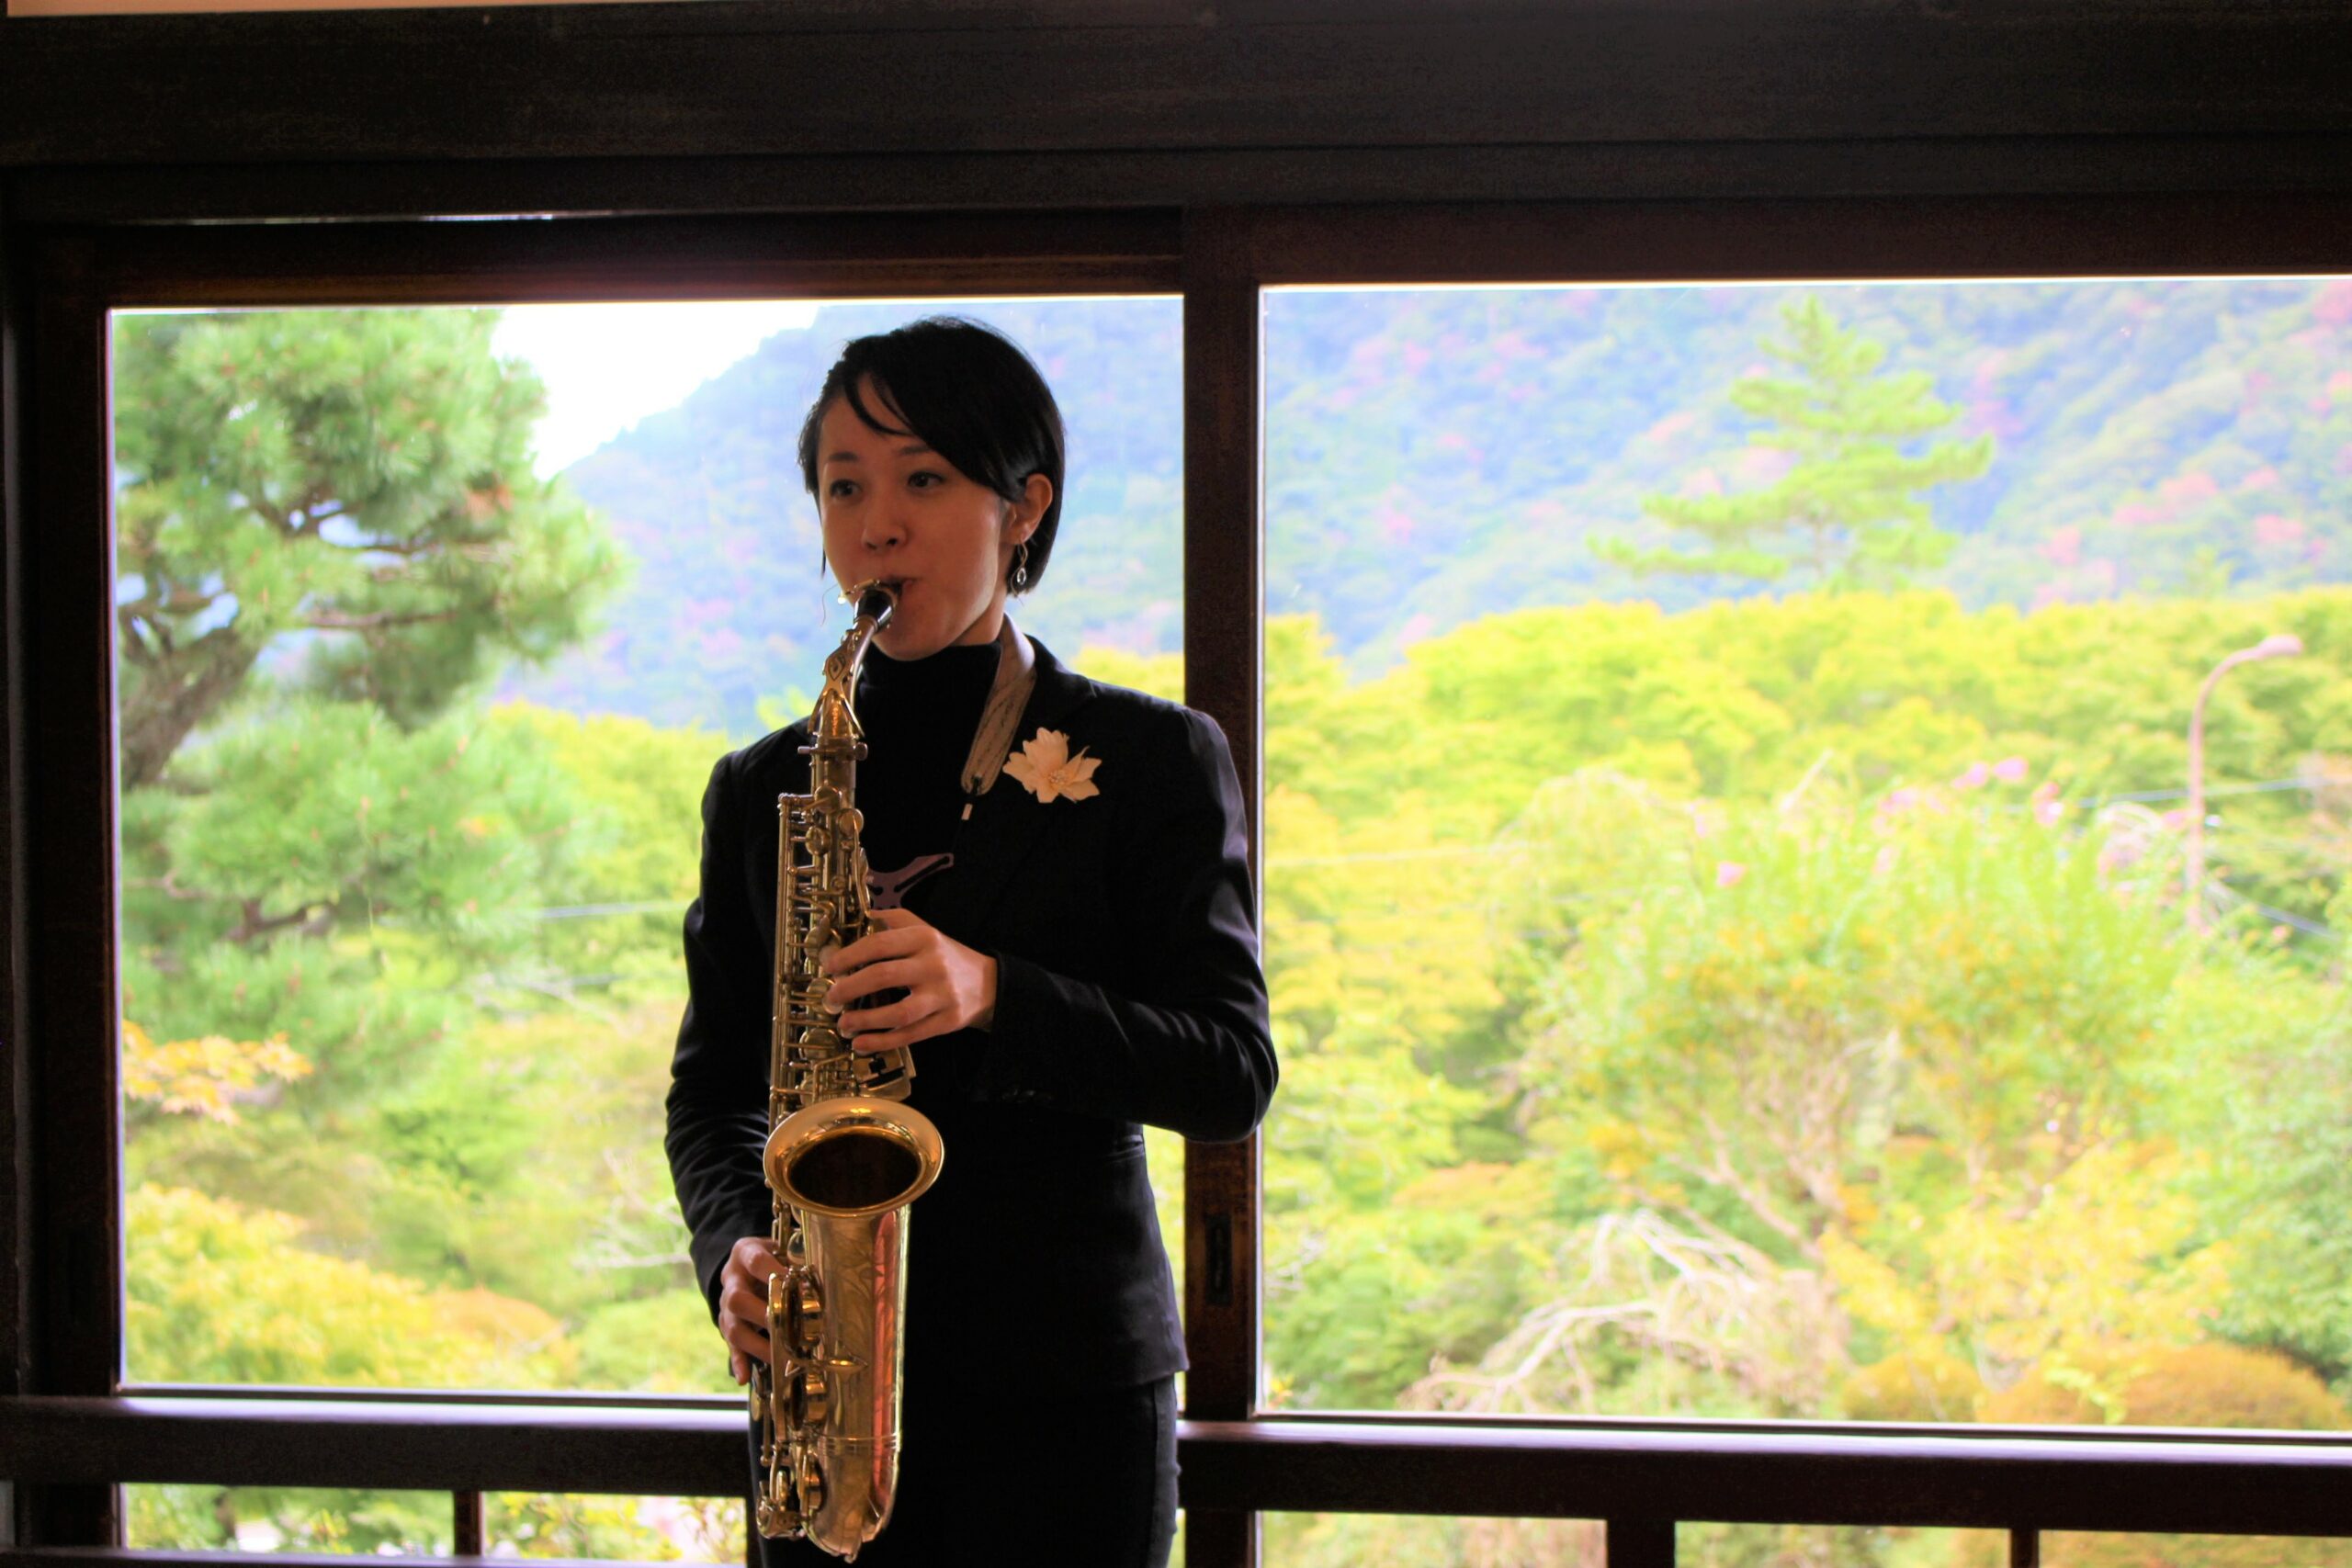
[
  {"left": 760, "top": 1099, "right": 944, "bottom": 1560},
  {"left": 765, "top": 1098, "right": 944, "bottom": 1217}
]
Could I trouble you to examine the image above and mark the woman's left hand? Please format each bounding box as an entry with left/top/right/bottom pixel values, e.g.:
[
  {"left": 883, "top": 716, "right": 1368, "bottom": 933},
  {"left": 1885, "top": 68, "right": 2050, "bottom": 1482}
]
[{"left": 823, "top": 907, "right": 999, "bottom": 1052}]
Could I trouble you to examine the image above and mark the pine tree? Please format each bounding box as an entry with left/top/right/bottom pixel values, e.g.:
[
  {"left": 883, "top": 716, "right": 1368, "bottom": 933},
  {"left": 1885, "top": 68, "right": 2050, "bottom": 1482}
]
[
  {"left": 112, "top": 310, "right": 623, "bottom": 1093},
  {"left": 113, "top": 309, "right": 622, "bottom": 790},
  {"left": 1599, "top": 296, "right": 1992, "bottom": 590}
]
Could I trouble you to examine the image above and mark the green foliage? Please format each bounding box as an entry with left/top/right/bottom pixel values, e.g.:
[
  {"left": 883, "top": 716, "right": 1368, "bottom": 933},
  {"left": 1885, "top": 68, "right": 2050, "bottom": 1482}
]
[
  {"left": 2163, "top": 970, "right": 2352, "bottom": 1389},
  {"left": 1072, "top": 644, "right": 1184, "bottom": 703},
  {"left": 114, "top": 307, "right": 628, "bottom": 1121},
  {"left": 268, "top": 997, "right": 718, "bottom": 1353},
  {"left": 155, "top": 698, "right": 576, "bottom": 945},
  {"left": 113, "top": 309, "right": 621, "bottom": 787},
  {"left": 1600, "top": 297, "right": 1992, "bottom": 590},
  {"left": 129, "top": 1483, "right": 452, "bottom": 1555},
  {"left": 127, "top": 1182, "right": 570, "bottom": 1388},
  {"left": 1983, "top": 1342, "right": 2346, "bottom": 1430},
  {"left": 489, "top": 1492, "right": 738, "bottom": 1561},
  {"left": 571, "top": 1292, "right": 733, "bottom": 1393},
  {"left": 486, "top": 704, "right": 721, "bottom": 997},
  {"left": 1261, "top": 587, "right": 2352, "bottom": 1431},
  {"left": 1266, "top": 589, "right": 2352, "bottom": 925},
  {"left": 112, "top": 308, "right": 724, "bottom": 1420},
  {"left": 119, "top": 695, "right": 590, "bottom": 1119},
  {"left": 125, "top": 1483, "right": 741, "bottom": 1562}
]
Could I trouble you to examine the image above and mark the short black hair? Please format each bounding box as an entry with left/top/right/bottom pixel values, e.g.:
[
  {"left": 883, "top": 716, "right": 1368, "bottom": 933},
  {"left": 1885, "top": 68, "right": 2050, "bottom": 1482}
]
[{"left": 797, "top": 317, "right": 1065, "bottom": 594}]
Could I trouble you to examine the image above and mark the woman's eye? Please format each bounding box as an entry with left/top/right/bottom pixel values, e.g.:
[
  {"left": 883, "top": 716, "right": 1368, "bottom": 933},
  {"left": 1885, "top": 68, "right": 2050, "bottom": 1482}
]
[
  {"left": 827, "top": 479, "right": 857, "bottom": 500},
  {"left": 909, "top": 470, "right": 944, "bottom": 490}
]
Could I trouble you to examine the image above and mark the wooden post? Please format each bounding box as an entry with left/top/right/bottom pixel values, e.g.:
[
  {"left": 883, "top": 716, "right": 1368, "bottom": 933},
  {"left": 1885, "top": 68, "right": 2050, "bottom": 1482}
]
[{"left": 1180, "top": 204, "right": 1264, "bottom": 1568}]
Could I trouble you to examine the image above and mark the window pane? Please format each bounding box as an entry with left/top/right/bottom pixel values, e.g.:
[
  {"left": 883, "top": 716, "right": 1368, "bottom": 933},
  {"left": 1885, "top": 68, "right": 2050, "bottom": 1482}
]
[
  {"left": 2043, "top": 1535, "right": 2352, "bottom": 1568},
  {"left": 1265, "top": 1518, "right": 2002, "bottom": 1568},
  {"left": 492, "top": 1493, "right": 747, "bottom": 1562},
  {"left": 125, "top": 1484, "right": 748, "bottom": 1559},
  {"left": 1265, "top": 1513, "right": 1604, "bottom": 1568},
  {"left": 126, "top": 1485, "right": 453, "bottom": 1553},
  {"left": 1710, "top": 1526, "right": 2007, "bottom": 1568},
  {"left": 1260, "top": 278, "right": 2352, "bottom": 1428},
  {"left": 114, "top": 297, "right": 1182, "bottom": 1390}
]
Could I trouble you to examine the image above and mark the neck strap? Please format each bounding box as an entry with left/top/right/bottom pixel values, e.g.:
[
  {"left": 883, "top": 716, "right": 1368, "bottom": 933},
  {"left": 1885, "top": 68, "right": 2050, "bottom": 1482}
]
[{"left": 960, "top": 614, "right": 1037, "bottom": 797}]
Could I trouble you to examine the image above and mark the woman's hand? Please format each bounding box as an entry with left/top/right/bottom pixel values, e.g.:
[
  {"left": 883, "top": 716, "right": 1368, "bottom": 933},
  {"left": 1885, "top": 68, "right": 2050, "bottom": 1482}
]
[
  {"left": 718, "top": 1235, "right": 784, "bottom": 1384},
  {"left": 823, "top": 906, "right": 999, "bottom": 1053}
]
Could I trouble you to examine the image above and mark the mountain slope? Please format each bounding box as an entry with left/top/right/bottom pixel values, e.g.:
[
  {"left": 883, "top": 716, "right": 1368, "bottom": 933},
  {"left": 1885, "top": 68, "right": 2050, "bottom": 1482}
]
[{"left": 506, "top": 278, "right": 2352, "bottom": 731}]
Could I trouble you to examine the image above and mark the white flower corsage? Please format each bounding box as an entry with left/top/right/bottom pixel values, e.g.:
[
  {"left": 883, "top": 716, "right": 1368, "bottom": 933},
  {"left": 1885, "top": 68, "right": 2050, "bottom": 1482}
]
[{"left": 1002, "top": 728, "right": 1102, "bottom": 803}]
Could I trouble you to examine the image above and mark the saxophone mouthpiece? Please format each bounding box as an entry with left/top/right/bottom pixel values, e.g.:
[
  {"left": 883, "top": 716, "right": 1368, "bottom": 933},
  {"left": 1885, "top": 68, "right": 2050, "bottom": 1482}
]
[{"left": 846, "top": 580, "right": 898, "bottom": 626}]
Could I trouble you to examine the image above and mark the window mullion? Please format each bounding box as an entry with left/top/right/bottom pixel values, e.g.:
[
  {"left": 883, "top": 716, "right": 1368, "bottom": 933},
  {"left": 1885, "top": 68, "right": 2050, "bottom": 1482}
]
[
  {"left": 17, "top": 231, "right": 126, "bottom": 1549},
  {"left": 1180, "top": 206, "right": 1267, "bottom": 1568}
]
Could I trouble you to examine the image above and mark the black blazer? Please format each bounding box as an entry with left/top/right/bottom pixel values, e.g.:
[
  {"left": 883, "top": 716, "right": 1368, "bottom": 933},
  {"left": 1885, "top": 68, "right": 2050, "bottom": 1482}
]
[{"left": 666, "top": 637, "right": 1277, "bottom": 1393}]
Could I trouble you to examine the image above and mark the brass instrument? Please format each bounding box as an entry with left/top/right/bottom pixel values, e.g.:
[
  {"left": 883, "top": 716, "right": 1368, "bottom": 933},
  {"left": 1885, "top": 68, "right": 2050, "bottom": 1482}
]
[{"left": 755, "top": 581, "right": 945, "bottom": 1560}]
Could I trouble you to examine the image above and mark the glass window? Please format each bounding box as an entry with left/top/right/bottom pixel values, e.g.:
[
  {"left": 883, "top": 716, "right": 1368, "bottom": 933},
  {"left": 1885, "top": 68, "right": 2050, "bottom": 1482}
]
[
  {"left": 127, "top": 1484, "right": 457, "bottom": 1554},
  {"left": 1260, "top": 278, "right": 2352, "bottom": 1433},
  {"left": 1264, "top": 1513, "right": 1604, "bottom": 1568},
  {"left": 112, "top": 297, "right": 1182, "bottom": 1400},
  {"left": 126, "top": 1483, "right": 746, "bottom": 1561},
  {"left": 2041, "top": 1534, "right": 2352, "bottom": 1568},
  {"left": 1264, "top": 1517, "right": 2003, "bottom": 1568}
]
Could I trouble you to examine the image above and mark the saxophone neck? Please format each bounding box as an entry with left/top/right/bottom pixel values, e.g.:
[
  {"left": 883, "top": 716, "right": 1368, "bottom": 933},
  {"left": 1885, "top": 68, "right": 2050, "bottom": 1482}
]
[{"left": 809, "top": 581, "right": 899, "bottom": 745}]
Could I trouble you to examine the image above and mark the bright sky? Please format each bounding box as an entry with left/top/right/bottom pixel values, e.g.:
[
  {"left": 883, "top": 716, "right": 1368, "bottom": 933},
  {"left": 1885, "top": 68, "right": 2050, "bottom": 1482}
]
[{"left": 492, "top": 300, "right": 821, "bottom": 478}]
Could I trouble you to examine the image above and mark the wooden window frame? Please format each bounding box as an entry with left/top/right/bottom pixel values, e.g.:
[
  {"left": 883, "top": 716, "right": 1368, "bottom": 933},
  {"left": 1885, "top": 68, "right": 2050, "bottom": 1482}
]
[{"left": 11, "top": 192, "right": 2352, "bottom": 1568}]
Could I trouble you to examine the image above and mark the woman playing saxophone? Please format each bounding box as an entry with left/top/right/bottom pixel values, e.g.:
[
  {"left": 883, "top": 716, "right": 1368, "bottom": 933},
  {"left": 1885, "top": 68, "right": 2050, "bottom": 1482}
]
[{"left": 666, "top": 318, "right": 1278, "bottom": 1567}]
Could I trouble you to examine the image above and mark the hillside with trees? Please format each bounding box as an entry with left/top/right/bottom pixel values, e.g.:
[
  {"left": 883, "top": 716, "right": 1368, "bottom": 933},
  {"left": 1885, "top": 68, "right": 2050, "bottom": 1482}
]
[
  {"left": 502, "top": 299, "right": 1182, "bottom": 734},
  {"left": 504, "top": 277, "right": 2352, "bottom": 736}
]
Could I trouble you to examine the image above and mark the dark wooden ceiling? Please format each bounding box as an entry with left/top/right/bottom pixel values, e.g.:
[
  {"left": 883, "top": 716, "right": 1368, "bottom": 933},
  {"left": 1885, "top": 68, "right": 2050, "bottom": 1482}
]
[{"left": 4, "top": 0, "right": 2350, "bottom": 220}]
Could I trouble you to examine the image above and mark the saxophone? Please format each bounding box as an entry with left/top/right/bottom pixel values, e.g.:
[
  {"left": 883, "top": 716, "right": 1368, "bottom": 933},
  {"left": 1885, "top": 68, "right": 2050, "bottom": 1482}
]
[{"left": 754, "top": 580, "right": 946, "bottom": 1560}]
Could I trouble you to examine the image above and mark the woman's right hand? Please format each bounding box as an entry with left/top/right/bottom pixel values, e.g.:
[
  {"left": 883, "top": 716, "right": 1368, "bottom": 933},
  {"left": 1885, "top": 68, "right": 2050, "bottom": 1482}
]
[{"left": 718, "top": 1235, "right": 785, "bottom": 1384}]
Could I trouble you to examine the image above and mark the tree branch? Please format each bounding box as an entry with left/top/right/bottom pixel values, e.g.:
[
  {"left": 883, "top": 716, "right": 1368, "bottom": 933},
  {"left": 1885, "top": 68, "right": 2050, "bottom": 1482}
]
[
  {"left": 331, "top": 532, "right": 436, "bottom": 558},
  {"left": 119, "top": 629, "right": 265, "bottom": 791},
  {"left": 303, "top": 605, "right": 469, "bottom": 632},
  {"left": 1681, "top": 1110, "right": 1815, "bottom": 1255},
  {"left": 224, "top": 896, "right": 334, "bottom": 946}
]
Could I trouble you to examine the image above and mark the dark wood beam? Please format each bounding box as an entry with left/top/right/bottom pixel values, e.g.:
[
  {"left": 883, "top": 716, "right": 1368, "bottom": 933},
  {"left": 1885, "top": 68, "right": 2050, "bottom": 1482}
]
[
  {"left": 14, "top": 135, "right": 2352, "bottom": 230},
  {"left": 0, "top": 1397, "right": 745, "bottom": 1497},
  {"left": 9, "top": 1399, "right": 2352, "bottom": 1538},
  {"left": 5, "top": 2, "right": 2352, "bottom": 171},
  {"left": 1608, "top": 1519, "right": 1676, "bottom": 1568},
  {"left": 1238, "top": 192, "right": 2352, "bottom": 286},
  {"left": 1174, "top": 1418, "right": 2352, "bottom": 1534},
  {"left": 0, "top": 183, "right": 26, "bottom": 1413},
  {"left": 56, "top": 211, "right": 1182, "bottom": 309},
  {"left": 12, "top": 231, "right": 119, "bottom": 1551},
  {"left": 1181, "top": 208, "right": 1263, "bottom": 1447},
  {"left": 19, "top": 235, "right": 118, "bottom": 1416}
]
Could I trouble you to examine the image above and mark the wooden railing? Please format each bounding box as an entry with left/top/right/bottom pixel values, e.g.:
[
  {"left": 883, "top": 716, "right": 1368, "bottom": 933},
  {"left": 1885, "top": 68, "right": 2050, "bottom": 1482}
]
[{"left": 7, "top": 1394, "right": 2352, "bottom": 1567}]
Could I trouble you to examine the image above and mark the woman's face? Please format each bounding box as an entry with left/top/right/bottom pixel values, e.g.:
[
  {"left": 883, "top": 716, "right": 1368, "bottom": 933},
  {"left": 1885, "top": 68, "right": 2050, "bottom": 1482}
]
[{"left": 815, "top": 379, "right": 1049, "bottom": 661}]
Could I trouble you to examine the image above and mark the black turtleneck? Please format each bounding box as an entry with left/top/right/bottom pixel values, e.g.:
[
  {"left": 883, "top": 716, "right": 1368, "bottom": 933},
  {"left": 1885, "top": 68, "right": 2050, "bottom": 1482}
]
[{"left": 850, "top": 638, "right": 1000, "bottom": 908}]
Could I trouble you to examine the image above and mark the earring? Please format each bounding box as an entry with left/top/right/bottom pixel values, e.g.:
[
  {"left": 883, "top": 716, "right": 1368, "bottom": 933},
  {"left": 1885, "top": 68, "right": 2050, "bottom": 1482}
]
[{"left": 1012, "top": 541, "right": 1031, "bottom": 592}]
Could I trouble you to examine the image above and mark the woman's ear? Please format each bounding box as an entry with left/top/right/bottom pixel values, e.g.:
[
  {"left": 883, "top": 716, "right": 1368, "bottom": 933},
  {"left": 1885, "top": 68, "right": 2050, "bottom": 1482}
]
[{"left": 1010, "top": 472, "right": 1053, "bottom": 544}]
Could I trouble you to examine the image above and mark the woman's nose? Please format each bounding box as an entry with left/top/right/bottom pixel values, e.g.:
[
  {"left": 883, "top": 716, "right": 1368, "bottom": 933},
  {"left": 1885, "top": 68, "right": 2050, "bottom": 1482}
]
[{"left": 859, "top": 504, "right": 905, "bottom": 551}]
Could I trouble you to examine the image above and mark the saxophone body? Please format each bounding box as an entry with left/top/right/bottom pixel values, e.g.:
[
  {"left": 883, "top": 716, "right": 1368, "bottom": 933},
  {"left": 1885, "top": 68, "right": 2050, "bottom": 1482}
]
[{"left": 754, "top": 581, "right": 945, "bottom": 1561}]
